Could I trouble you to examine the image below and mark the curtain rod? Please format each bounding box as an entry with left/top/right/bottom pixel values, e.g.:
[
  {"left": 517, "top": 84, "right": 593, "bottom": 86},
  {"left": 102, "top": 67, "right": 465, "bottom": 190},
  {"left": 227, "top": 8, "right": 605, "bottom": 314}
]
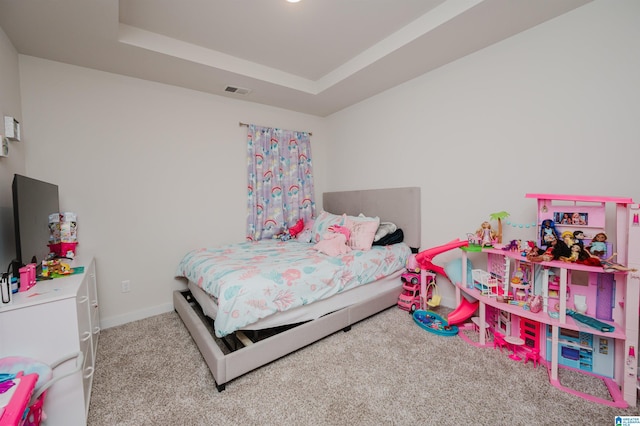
[{"left": 239, "top": 122, "right": 312, "bottom": 136}]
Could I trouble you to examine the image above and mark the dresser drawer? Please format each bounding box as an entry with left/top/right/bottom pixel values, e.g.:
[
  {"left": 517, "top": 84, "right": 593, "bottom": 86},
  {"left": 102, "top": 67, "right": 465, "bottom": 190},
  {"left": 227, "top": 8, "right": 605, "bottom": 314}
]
[{"left": 76, "top": 286, "right": 91, "bottom": 343}]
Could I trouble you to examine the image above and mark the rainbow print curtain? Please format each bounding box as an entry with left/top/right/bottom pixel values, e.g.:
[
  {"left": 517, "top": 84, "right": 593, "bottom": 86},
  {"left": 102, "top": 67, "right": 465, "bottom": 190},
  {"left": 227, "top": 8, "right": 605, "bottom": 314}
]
[{"left": 246, "top": 124, "right": 316, "bottom": 240}]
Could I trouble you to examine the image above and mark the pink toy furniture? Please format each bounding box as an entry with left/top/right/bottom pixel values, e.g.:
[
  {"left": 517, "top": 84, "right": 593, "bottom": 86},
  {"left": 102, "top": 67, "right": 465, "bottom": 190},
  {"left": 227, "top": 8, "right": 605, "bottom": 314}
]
[
  {"left": 524, "top": 349, "right": 541, "bottom": 368},
  {"left": 492, "top": 330, "right": 508, "bottom": 352}
]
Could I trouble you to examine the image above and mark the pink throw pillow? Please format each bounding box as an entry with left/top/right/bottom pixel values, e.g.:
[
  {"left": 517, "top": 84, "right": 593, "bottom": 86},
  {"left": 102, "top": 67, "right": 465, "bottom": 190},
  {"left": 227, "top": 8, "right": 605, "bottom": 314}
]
[{"left": 346, "top": 216, "right": 380, "bottom": 250}]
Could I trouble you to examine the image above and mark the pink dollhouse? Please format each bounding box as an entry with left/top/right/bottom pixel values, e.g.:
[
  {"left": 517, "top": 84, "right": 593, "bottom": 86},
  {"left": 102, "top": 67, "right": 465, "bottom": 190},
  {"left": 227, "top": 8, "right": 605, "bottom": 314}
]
[{"left": 456, "top": 194, "right": 640, "bottom": 408}]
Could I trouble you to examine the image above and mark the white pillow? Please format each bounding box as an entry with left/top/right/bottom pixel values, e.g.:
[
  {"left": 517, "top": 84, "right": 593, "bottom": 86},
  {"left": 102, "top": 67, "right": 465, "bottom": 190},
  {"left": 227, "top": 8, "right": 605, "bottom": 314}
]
[{"left": 374, "top": 222, "right": 397, "bottom": 242}]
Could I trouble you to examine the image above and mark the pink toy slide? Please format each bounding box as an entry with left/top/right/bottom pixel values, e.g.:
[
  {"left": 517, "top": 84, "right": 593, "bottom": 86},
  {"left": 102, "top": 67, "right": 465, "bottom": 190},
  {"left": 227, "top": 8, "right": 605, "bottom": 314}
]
[
  {"left": 447, "top": 297, "right": 478, "bottom": 325},
  {"left": 415, "top": 238, "right": 469, "bottom": 278},
  {"left": 415, "top": 238, "right": 476, "bottom": 325}
]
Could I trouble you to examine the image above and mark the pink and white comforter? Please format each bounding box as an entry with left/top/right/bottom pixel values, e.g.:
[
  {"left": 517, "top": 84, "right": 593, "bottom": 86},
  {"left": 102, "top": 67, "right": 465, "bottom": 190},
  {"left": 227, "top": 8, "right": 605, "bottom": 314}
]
[{"left": 175, "top": 240, "right": 411, "bottom": 337}]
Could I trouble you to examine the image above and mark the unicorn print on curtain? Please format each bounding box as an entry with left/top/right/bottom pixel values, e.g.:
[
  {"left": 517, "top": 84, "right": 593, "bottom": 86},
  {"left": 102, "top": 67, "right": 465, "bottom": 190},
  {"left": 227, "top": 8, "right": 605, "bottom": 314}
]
[{"left": 246, "top": 124, "right": 316, "bottom": 241}]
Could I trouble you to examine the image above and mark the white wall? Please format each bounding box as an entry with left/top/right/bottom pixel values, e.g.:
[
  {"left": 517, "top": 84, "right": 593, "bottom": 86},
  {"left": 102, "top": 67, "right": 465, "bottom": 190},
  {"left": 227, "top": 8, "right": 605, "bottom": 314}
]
[
  {"left": 325, "top": 0, "right": 640, "bottom": 307},
  {"left": 18, "top": 58, "right": 328, "bottom": 327},
  {"left": 14, "top": 0, "right": 640, "bottom": 324},
  {"left": 0, "top": 26, "right": 25, "bottom": 270}
]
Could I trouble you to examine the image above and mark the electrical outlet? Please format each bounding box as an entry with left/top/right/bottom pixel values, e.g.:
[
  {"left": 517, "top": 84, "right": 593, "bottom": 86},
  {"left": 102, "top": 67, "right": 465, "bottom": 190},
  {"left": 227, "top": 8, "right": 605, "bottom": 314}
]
[{"left": 121, "top": 280, "right": 131, "bottom": 293}]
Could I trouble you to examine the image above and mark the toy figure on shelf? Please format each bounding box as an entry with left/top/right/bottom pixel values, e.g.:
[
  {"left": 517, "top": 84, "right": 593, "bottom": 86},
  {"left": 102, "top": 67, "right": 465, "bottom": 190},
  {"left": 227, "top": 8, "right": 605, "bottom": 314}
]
[
  {"left": 573, "top": 230, "right": 586, "bottom": 248},
  {"left": 559, "top": 243, "right": 581, "bottom": 262},
  {"left": 540, "top": 219, "right": 559, "bottom": 245},
  {"left": 547, "top": 234, "right": 571, "bottom": 260},
  {"left": 561, "top": 231, "right": 576, "bottom": 248},
  {"left": 476, "top": 221, "right": 497, "bottom": 247},
  {"left": 588, "top": 232, "right": 608, "bottom": 258},
  {"left": 526, "top": 243, "right": 544, "bottom": 262},
  {"left": 527, "top": 234, "right": 571, "bottom": 262},
  {"left": 502, "top": 239, "right": 521, "bottom": 252},
  {"left": 576, "top": 249, "right": 638, "bottom": 272},
  {"left": 521, "top": 240, "right": 537, "bottom": 257},
  {"left": 600, "top": 253, "right": 638, "bottom": 272}
]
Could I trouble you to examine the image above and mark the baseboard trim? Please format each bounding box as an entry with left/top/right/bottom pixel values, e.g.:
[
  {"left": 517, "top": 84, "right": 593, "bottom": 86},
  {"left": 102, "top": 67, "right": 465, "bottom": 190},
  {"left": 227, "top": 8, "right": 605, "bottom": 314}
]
[
  {"left": 98, "top": 297, "right": 458, "bottom": 331},
  {"left": 100, "top": 302, "right": 174, "bottom": 329}
]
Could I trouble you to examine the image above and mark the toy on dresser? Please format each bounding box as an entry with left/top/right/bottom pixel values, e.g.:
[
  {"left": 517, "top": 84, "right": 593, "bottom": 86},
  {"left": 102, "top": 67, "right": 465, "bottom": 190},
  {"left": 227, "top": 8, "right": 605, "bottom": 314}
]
[{"left": 48, "top": 212, "right": 79, "bottom": 259}]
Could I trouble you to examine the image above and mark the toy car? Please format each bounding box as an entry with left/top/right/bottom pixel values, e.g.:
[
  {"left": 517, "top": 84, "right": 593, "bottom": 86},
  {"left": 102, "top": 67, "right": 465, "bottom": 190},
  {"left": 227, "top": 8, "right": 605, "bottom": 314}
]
[
  {"left": 397, "top": 282, "right": 421, "bottom": 312},
  {"left": 401, "top": 271, "right": 420, "bottom": 285},
  {"left": 397, "top": 272, "right": 435, "bottom": 313}
]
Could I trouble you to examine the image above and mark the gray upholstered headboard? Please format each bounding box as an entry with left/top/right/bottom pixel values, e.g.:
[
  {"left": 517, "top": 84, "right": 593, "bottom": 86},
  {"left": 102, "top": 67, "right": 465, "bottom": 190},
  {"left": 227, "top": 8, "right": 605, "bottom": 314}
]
[{"left": 322, "top": 187, "right": 421, "bottom": 250}]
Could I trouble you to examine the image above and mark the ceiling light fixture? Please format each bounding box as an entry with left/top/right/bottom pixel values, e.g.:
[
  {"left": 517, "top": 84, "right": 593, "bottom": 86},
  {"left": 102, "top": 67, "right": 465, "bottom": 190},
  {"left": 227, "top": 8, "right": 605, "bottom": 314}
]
[{"left": 287, "top": 0, "right": 301, "bottom": 3}]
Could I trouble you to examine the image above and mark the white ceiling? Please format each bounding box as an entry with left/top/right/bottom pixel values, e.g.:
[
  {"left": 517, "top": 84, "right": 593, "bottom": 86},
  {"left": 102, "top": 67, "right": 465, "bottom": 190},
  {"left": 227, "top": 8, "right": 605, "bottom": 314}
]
[{"left": 0, "top": 0, "right": 591, "bottom": 117}]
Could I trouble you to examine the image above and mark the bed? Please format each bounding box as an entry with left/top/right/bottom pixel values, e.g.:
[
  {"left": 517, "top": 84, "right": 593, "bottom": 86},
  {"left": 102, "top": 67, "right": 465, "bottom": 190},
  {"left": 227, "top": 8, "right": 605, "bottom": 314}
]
[{"left": 173, "top": 187, "right": 421, "bottom": 390}]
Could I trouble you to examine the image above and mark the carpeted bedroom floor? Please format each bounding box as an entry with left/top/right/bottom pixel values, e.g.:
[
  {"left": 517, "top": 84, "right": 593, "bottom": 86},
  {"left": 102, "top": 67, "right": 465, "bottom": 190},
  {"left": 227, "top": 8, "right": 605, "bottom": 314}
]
[{"left": 87, "top": 306, "right": 640, "bottom": 425}]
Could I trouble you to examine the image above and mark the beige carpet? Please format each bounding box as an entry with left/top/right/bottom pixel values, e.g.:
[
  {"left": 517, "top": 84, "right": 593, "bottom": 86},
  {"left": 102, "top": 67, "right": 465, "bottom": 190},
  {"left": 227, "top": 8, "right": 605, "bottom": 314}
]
[{"left": 87, "top": 307, "right": 640, "bottom": 425}]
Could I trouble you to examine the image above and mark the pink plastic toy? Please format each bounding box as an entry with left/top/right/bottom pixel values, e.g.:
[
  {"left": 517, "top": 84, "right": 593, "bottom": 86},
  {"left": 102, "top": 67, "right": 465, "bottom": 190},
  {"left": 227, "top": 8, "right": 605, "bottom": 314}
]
[
  {"left": 415, "top": 238, "right": 469, "bottom": 277},
  {"left": 493, "top": 331, "right": 508, "bottom": 352},
  {"left": 0, "top": 371, "right": 38, "bottom": 426},
  {"left": 18, "top": 264, "right": 36, "bottom": 292},
  {"left": 406, "top": 254, "right": 420, "bottom": 273},
  {"left": 398, "top": 273, "right": 434, "bottom": 313}
]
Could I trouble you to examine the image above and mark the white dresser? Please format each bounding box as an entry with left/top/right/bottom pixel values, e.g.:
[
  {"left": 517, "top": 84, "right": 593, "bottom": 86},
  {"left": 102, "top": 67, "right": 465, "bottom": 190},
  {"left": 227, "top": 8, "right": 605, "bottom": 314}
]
[{"left": 0, "top": 255, "right": 99, "bottom": 425}]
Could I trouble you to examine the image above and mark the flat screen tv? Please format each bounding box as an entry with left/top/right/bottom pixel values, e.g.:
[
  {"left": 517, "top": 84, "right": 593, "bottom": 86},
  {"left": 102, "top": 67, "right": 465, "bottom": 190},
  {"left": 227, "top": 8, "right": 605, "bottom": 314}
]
[{"left": 12, "top": 174, "right": 59, "bottom": 274}]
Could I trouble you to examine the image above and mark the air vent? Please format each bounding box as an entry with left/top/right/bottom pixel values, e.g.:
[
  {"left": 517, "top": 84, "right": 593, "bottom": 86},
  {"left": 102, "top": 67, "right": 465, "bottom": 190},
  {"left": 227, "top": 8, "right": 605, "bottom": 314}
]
[{"left": 224, "top": 85, "right": 252, "bottom": 95}]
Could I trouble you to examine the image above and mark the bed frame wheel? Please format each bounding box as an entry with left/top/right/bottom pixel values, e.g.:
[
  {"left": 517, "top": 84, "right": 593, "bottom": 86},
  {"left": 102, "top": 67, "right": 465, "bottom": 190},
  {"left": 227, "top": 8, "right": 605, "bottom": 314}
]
[
  {"left": 216, "top": 382, "right": 226, "bottom": 392},
  {"left": 342, "top": 325, "right": 352, "bottom": 332}
]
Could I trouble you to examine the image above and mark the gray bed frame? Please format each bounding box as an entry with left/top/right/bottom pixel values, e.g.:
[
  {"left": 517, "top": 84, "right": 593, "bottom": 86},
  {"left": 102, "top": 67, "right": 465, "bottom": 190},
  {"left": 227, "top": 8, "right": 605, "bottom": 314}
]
[{"left": 173, "top": 187, "right": 421, "bottom": 391}]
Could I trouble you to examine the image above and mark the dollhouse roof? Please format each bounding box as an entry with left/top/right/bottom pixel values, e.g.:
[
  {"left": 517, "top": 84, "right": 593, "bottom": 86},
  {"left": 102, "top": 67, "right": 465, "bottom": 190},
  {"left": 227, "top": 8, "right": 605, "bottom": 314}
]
[{"left": 525, "top": 194, "right": 634, "bottom": 204}]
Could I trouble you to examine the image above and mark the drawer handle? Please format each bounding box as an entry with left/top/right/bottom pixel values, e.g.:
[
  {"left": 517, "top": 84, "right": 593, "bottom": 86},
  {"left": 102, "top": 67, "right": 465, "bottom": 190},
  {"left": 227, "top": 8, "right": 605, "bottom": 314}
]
[
  {"left": 83, "top": 366, "right": 94, "bottom": 379},
  {"left": 81, "top": 331, "right": 91, "bottom": 342},
  {"left": 78, "top": 296, "right": 89, "bottom": 304},
  {"left": 93, "top": 326, "right": 101, "bottom": 335}
]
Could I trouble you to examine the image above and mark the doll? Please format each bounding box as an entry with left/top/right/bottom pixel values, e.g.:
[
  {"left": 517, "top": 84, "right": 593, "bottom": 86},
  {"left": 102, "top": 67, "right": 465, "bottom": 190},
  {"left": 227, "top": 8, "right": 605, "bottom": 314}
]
[
  {"left": 540, "top": 234, "right": 571, "bottom": 261},
  {"left": 476, "top": 221, "right": 496, "bottom": 247},
  {"left": 540, "top": 219, "right": 559, "bottom": 245},
  {"left": 600, "top": 253, "right": 638, "bottom": 272},
  {"left": 559, "top": 243, "right": 581, "bottom": 262},
  {"left": 526, "top": 245, "right": 545, "bottom": 262},
  {"left": 588, "top": 232, "right": 607, "bottom": 258},
  {"left": 573, "top": 230, "right": 586, "bottom": 248},
  {"left": 526, "top": 235, "right": 569, "bottom": 262},
  {"left": 576, "top": 248, "right": 638, "bottom": 272},
  {"left": 561, "top": 231, "right": 576, "bottom": 248}
]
